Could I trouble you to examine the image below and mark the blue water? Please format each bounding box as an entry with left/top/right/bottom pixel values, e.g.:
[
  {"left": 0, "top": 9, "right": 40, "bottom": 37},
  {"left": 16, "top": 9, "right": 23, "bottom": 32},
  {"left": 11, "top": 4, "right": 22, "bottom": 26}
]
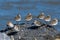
[{"left": 0, "top": 0, "right": 60, "bottom": 31}]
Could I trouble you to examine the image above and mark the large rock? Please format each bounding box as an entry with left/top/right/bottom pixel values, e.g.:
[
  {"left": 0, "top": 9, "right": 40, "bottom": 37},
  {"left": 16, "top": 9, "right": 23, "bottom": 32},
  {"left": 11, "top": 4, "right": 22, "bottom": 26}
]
[{"left": 0, "top": 33, "right": 11, "bottom": 40}]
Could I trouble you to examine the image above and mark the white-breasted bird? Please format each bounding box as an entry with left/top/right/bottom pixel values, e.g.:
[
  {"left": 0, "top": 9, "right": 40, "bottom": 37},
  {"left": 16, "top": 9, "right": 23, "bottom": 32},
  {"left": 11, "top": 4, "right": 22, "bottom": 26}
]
[
  {"left": 34, "top": 20, "right": 42, "bottom": 26},
  {"left": 7, "top": 21, "right": 14, "bottom": 28},
  {"left": 44, "top": 15, "right": 51, "bottom": 22},
  {"left": 7, "top": 21, "right": 19, "bottom": 31},
  {"left": 25, "top": 13, "right": 32, "bottom": 21},
  {"left": 14, "top": 14, "right": 21, "bottom": 24},
  {"left": 37, "top": 12, "right": 45, "bottom": 19},
  {"left": 14, "top": 25, "right": 19, "bottom": 31},
  {"left": 25, "top": 13, "right": 32, "bottom": 24},
  {"left": 50, "top": 18, "right": 58, "bottom": 26}
]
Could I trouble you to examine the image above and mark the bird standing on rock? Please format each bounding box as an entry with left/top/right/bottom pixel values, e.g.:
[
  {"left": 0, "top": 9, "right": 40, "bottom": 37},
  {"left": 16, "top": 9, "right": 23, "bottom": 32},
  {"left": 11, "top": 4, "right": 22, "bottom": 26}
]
[
  {"left": 50, "top": 18, "right": 58, "bottom": 26},
  {"left": 37, "top": 12, "right": 45, "bottom": 19},
  {"left": 25, "top": 13, "right": 32, "bottom": 24},
  {"left": 7, "top": 21, "right": 14, "bottom": 28},
  {"left": 14, "top": 14, "right": 21, "bottom": 25},
  {"left": 44, "top": 15, "right": 51, "bottom": 24},
  {"left": 7, "top": 21, "right": 19, "bottom": 31},
  {"left": 44, "top": 15, "right": 51, "bottom": 22},
  {"left": 14, "top": 25, "right": 19, "bottom": 31},
  {"left": 34, "top": 20, "right": 42, "bottom": 26}
]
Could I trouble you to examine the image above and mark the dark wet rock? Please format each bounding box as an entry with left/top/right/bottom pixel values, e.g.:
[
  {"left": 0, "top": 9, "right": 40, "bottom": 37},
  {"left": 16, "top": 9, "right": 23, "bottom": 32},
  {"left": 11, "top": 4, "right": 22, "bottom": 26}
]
[
  {"left": 7, "top": 31, "right": 17, "bottom": 36},
  {"left": 55, "top": 33, "right": 60, "bottom": 38},
  {"left": 0, "top": 27, "right": 13, "bottom": 32},
  {"left": 43, "top": 35, "right": 54, "bottom": 40},
  {"left": 27, "top": 26, "right": 40, "bottom": 30},
  {"left": 0, "top": 33, "right": 11, "bottom": 40}
]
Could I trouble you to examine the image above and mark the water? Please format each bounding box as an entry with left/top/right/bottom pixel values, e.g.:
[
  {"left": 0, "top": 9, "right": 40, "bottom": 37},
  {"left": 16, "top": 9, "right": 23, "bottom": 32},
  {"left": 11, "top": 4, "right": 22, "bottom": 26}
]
[{"left": 0, "top": 0, "right": 60, "bottom": 31}]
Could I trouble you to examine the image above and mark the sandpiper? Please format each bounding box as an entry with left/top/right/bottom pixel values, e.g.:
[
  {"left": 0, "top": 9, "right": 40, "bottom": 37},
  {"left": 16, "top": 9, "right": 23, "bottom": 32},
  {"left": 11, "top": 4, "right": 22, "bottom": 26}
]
[
  {"left": 37, "top": 12, "right": 45, "bottom": 19},
  {"left": 14, "top": 14, "right": 21, "bottom": 24},
  {"left": 50, "top": 18, "right": 58, "bottom": 26},
  {"left": 25, "top": 13, "right": 32, "bottom": 21},
  {"left": 44, "top": 15, "right": 51, "bottom": 22},
  {"left": 7, "top": 21, "right": 19, "bottom": 31},
  {"left": 14, "top": 25, "right": 19, "bottom": 31},
  {"left": 7, "top": 21, "right": 14, "bottom": 28},
  {"left": 34, "top": 20, "right": 42, "bottom": 26},
  {"left": 25, "top": 13, "right": 32, "bottom": 24}
]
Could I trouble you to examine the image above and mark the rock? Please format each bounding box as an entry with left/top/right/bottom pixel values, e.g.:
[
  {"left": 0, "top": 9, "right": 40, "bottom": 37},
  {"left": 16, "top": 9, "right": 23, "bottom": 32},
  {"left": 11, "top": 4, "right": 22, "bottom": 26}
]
[{"left": 0, "top": 33, "right": 11, "bottom": 40}]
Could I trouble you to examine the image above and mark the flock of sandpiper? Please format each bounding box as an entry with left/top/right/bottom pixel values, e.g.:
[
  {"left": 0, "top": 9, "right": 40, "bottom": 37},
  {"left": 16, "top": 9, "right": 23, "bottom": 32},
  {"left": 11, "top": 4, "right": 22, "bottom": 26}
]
[
  {"left": 8, "top": 12, "right": 58, "bottom": 27},
  {"left": 0, "top": 12, "right": 59, "bottom": 40}
]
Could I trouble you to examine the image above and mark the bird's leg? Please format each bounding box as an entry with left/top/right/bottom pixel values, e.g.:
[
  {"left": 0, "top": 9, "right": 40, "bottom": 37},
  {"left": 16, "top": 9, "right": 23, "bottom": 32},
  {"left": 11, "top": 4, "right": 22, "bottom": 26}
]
[
  {"left": 45, "top": 21, "right": 48, "bottom": 25},
  {"left": 45, "top": 27, "right": 49, "bottom": 34},
  {"left": 27, "top": 21, "right": 29, "bottom": 24},
  {"left": 44, "top": 25, "right": 49, "bottom": 34},
  {"left": 26, "top": 21, "right": 30, "bottom": 26},
  {"left": 25, "top": 21, "right": 28, "bottom": 27},
  {"left": 16, "top": 21, "right": 19, "bottom": 25},
  {"left": 18, "top": 25, "right": 20, "bottom": 31}
]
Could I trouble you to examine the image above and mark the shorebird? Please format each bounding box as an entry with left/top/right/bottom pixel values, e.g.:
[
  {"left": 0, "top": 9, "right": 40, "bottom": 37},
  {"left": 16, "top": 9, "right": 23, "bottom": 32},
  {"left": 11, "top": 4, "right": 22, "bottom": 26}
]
[
  {"left": 50, "top": 18, "right": 58, "bottom": 26},
  {"left": 47, "top": 18, "right": 58, "bottom": 34},
  {"left": 14, "top": 14, "right": 21, "bottom": 24},
  {"left": 14, "top": 25, "right": 19, "bottom": 31},
  {"left": 44, "top": 15, "right": 51, "bottom": 22},
  {"left": 45, "top": 18, "right": 58, "bottom": 34},
  {"left": 7, "top": 21, "right": 19, "bottom": 31},
  {"left": 25, "top": 13, "right": 32, "bottom": 24},
  {"left": 7, "top": 21, "right": 14, "bottom": 28},
  {"left": 34, "top": 20, "right": 42, "bottom": 26},
  {"left": 37, "top": 12, "right": 45, "bottom": 19},
  {"left": 0, "top": 21, "right": 14, "bottom": 33}
]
